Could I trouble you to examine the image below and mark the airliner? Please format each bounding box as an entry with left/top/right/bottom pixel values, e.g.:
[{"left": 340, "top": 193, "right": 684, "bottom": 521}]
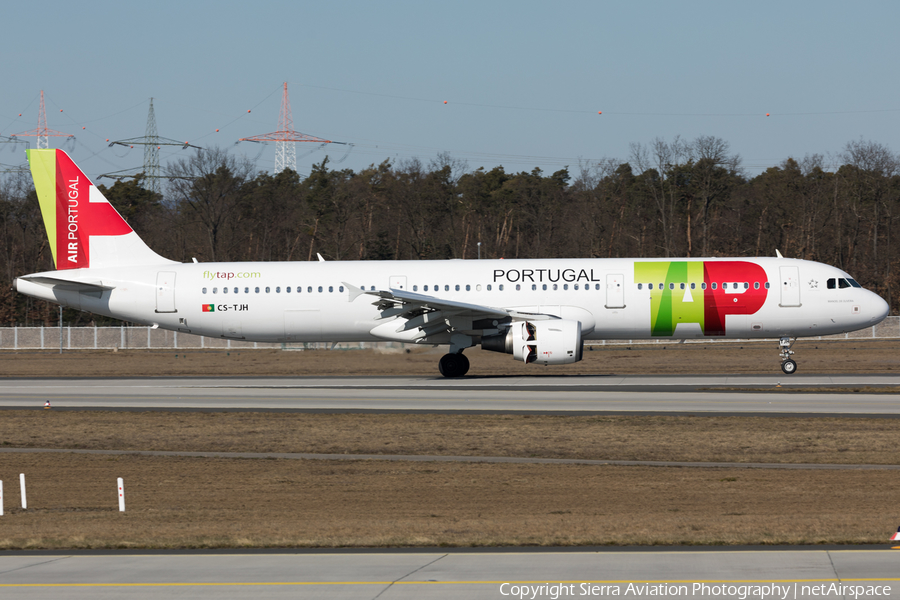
[{"left": 13, "top": 149, "right": 890, "bottom": 376}]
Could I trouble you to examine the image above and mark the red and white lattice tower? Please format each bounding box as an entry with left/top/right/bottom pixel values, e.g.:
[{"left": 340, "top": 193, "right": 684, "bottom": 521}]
[
  {"left": 12, "top": 90, "right": 73, "bottom": 149},
  {"left": 239, "top": 83, "right": 333, "bottom": 173}
]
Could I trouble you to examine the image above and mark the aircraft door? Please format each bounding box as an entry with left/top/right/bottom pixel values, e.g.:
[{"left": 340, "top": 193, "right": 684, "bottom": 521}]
[
  {"left": 779, "top": 266, "right": 801, "bottom": 307},
  {"left": 389, "top": 276, "right": 407, "bottom": 291},
  {"left": 605, "top": 273, "right": 625, "bottom": 308},
  {"left": 155, "top": 271, "right": 176, "bottom": 313}
]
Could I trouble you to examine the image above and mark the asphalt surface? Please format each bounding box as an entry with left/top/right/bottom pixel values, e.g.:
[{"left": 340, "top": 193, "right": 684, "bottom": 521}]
[
  {"left": 1, "top": 374, "right": 899, "bottom": 415},
  {"left": 1, "top": 549, "right": 899, "bottom": 599}
]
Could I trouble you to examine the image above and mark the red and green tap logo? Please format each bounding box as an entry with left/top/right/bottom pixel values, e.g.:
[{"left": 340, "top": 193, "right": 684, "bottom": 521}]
[{"left": 634, "top": 261, "right": 768, "bottom": 336}]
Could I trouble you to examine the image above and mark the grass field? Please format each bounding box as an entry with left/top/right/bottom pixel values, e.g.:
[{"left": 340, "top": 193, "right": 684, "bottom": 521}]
[{"left": 1, "top": 341, "right": 898, "bottom": 549}]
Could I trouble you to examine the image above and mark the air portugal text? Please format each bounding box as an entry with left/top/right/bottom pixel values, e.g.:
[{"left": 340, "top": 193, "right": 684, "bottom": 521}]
[{"left": 65, "top": 175, "right": 81, "bottom": 264}]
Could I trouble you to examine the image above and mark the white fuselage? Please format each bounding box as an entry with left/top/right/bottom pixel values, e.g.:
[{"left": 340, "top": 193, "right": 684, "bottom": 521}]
[{"left": 15, "top": 257, "right": 890, "bottom": 344}]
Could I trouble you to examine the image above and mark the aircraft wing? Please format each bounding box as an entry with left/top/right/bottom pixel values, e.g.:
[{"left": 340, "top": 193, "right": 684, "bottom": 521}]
[{"left": 343, "top": 282, "right": 557, "bottom": 342}]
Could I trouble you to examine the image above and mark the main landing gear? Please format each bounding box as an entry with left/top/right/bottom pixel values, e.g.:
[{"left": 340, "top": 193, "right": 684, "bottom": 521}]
[
  {"left": 779, "top": 337, "right": 797, "bottom": 375},
  {"left": 438, "top": 352, "right": 470, "bottom": 378}
]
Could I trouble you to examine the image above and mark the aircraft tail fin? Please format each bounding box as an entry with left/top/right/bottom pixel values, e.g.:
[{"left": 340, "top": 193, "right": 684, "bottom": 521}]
[{"left": 27, "top": 149, "right": 174, "bottom": 270}]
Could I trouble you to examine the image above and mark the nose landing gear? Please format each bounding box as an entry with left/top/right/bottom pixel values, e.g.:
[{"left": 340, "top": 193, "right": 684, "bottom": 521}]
[{"left": 779, "top": 337, "right": 797, "bottom": 374}]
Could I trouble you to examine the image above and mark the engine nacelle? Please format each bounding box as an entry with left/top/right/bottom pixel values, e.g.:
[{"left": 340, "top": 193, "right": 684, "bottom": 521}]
[{"left": 482, "top": 319, "right": 583, "bottom": 365}]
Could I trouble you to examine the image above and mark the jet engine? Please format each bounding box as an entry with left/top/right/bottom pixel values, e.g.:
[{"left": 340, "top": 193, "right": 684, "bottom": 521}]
[{"left": 482, "top": 319, "right": 583, "bottom": 365}]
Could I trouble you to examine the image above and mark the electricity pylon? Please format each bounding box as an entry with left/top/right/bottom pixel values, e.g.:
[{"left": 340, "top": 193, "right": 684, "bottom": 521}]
[
  {"left": 101, "top": 98, "right": 200, "bottom": 194},
  {"left": 12, "top": 90, "right": 73, "bottom": 149},
  {"left": 239, "top": 82, "right": 341, "bottom": 173}
]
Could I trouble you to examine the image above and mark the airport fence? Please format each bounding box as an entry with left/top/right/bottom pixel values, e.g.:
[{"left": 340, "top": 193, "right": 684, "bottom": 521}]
[{"left": 0, "top": 316, "right": 897, "bottom": 351}]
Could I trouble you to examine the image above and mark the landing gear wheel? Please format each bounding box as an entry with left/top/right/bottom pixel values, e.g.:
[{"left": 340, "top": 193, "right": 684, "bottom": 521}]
[
  {"left": 438, "top": 353, "right": 470, "bottom": 378},
  {"left": 781, "top": 359, "right": 797, "bottom": 375},
  {"left": 457, "top": 353, "right": 470, "bottom": 375},
  {"left": 777, "top": 337, "right": 797, "bottom": 375}
]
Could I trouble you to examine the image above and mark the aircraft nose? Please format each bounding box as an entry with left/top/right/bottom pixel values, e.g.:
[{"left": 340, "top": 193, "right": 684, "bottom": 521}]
[{"left": 870, "top": 292, "right": 889, "bottom": 324}]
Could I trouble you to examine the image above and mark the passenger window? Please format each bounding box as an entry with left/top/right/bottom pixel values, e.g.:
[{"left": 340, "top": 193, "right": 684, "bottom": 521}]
[
  {"left": 499, "top": 284, "right": 504, "bottom": 291},
  {"left": 542, "top": 284, "right": 547, "bottom": 291},
  {"left": 552, "top": 284, "right": 558, "bottom": 291},
  {"left": 202, "top": 287, "right": 207, "bottom": 294},
  {"left": 276, "top": 287, "right": 281, "bottom": 293},
  {"left": 712, "top": 283, "right": 717, "bottom": 290},
  {"left": 317, "top": 286, "right": 323, "bottom": 293},
  {"left": 423, "top": 285, "right": 428, "bottom": 292},
  {"left": 286, "top": 287, "right": 291, "bottom": 293},
  {"left": 563, "top": 284, "right": 568, "bottom": 290},
  {"left": 669, "top": 283, "right": 674, "bottom": 290},
  {"left": 307, "top": 286, "right": 312, "bottom": 293},
  {"left": 701, "top": 283, "right": 707, "bottom": 290},
  {"left": 532, "top": 284, "right": 537, "bottom": 291},
  {"left": 648, "top": 283, "right": 653, "bottom": 290},
  {"left": 516, "top": 284, "right": 521, "bottom": 291},
  {"left": 245, "top": 287, "right": 249, "bottom": 293},
  {"left": 223, "top": 287, "right": 228, "bottom": 294},
  {"left": 413, "top": 285, "right": 418, "bottom": 291},
  {"left": 255, "top": 287, "right": 260, "bottom": 293},
  {"left": 595, "top": 284, "right": 600, "bottom": 290},
  {"left": 455, "top": 284, "right": 460, "bottom": 291},
  {"left": 744, "top": 282, "right": 749, "bottom": 289},
  {"left": 265, "top": 287, "right": 270, "bottom": 293},
  {"left": 466, "top": 284, "right": 471, "bottom": 291},
  {"left": 339, "top": 286, "right": 344, "bottom": 292},
  {"left": 476, "top": 284, "right": 482, "bottom": 291},
  {"left": 690, "top": 283, "right": 695, "bottom": 290},
  {"left": 754, "top": 282, "right": 760, "bottom": 289},
  {"left": 765, "top": 282, "right": 770, "bottom": 289},
  {"left": 658, "top": 283, "right": 663, "bottom": 290},
  {"left": 445, "top": 285, "right": 450, "bottom": 292},
  {"left": 574, "top": 284, "right": 579, "bottom": 290},
  {"left": 637, "top": 283, "right": 643, "bottom": 290},
  {"left": 679, "top": 283, "right": 685, "bottom": 290},
  {"left": 213, "top": 287, "right": 218, "bottom": 294},
  {"left": 487, "top": 284, "right": 492, "bottom": 291},
  {"left": 329, "top": 286, "right": 333, "bottom": 292}
]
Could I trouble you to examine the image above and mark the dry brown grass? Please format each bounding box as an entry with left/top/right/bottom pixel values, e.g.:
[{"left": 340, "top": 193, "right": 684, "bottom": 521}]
[
  {"left": 1, "top": 339, "right": 898, "bottom": 377},
  {"left": 1, "top": 453, "right": 898, "bottom": 549},
  {"left": 2, "top": 411, "right": 900, "bottom": 465}
]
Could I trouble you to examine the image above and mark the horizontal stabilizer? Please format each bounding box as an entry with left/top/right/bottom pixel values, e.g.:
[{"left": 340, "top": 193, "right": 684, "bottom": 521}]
[{"left": 17, "top": 274, "right": 115, "bottom": 292}]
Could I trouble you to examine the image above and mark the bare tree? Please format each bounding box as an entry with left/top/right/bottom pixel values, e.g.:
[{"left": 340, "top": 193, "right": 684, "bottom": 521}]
[{"left": 166, "top": 147, "right": 255, "bottom": 262}]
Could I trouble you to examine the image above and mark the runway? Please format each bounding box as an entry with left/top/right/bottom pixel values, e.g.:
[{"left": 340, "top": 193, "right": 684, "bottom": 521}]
[
  {"left": 1, "top": 549, "right": 899, "bottom": 599},
  {"left": 1, "top": 374, "right": 899, "bottom": 414}
]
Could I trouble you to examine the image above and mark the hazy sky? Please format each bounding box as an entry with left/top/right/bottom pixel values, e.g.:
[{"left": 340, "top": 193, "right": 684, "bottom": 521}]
[{"left": 2, "top": 0, "right": 898, "bottom": 181}]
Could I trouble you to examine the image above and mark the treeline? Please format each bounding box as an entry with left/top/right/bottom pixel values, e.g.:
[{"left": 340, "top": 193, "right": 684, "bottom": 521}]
[{"left": 1, "top": 136, "right": 898, "bottom": 325}]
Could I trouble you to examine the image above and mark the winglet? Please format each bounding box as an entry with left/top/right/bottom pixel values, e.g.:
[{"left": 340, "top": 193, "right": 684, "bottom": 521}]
[
  {"left": 775, "top": 249, "right": 784, "bottom": 259},
  {"left": 342, "top": 281, "right": 366, "bottom": 302}
]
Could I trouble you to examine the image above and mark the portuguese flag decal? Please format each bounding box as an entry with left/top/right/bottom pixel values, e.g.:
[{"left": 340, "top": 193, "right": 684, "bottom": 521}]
[{"left": 201, "top": 304, "right": 215, "bottom": 312}]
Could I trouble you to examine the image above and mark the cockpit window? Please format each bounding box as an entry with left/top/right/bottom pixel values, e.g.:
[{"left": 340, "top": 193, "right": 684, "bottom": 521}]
[
  {"left": 847, "top": 278, "right": 862, "bottom": 288},
  {"left": 827, "top": 278, "right": 836, "bottom": 289},
  {"left": 839, "top": 278, "right": 851, "bottom": 289}
]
